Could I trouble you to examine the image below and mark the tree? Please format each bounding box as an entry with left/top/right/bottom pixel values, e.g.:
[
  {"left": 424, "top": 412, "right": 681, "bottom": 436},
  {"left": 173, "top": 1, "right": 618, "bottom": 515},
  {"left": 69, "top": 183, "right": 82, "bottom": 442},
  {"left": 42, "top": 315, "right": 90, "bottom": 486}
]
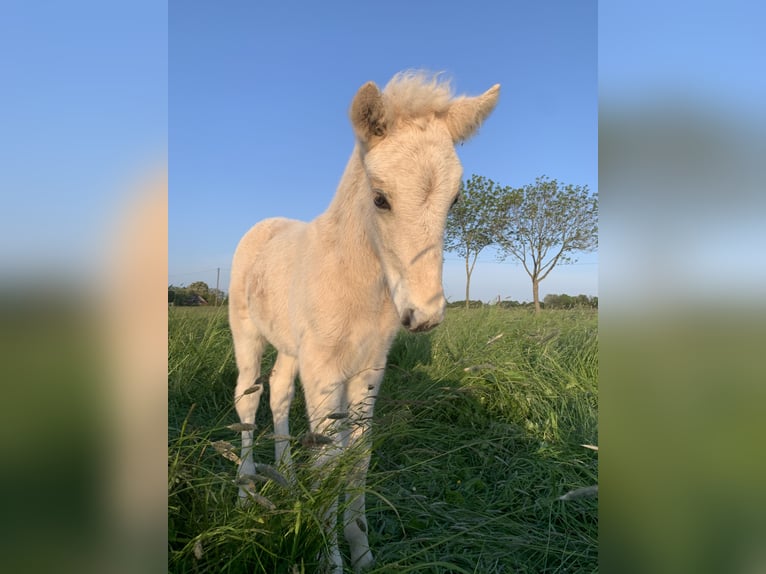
[
  {"left": 188, "top": 281, "right": 210, "bottom": 301},
  {"left": 208, "top": 288, "right": 226, "bottom": 306},
  {"left": 168, "top": 282, "right": 225, "bottom": 306},
  {"left": 497, "top": 176, "right": 597, "bottom": 312},
  {"left": 444, "top": 174, "right": 509, "bottom": 309}
]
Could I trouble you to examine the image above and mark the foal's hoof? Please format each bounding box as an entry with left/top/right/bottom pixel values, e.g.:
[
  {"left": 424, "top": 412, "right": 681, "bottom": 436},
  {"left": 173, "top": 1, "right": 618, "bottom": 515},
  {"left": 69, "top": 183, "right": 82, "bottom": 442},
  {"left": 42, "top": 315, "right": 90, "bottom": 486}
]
[
  {"left": 237, "top": 488, "right": 252, "bottom": 508},
  {"left": 352, "top": 552, "right": 374, "bottom": 572},
  {"left": 317, "top": 548, "right": 344, "bottom": 574}
]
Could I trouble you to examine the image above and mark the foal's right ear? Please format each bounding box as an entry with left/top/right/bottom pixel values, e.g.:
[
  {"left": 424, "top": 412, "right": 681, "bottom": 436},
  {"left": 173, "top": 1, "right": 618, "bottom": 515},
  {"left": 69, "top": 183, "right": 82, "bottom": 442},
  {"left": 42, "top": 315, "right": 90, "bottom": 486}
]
[
  {"left": 445, "top": 84, "right": 500, "bottom": 143},
  {"left": 350, "top": 81, "right": 387, "bottom": 148}
]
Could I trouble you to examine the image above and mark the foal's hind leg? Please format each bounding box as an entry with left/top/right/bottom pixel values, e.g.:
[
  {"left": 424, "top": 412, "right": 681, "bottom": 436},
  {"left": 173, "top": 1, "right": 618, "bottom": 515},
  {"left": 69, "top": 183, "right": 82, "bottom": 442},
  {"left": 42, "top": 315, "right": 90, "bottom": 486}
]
[{"left": 231, "top": 318, "right": 266, "bottom": 502}]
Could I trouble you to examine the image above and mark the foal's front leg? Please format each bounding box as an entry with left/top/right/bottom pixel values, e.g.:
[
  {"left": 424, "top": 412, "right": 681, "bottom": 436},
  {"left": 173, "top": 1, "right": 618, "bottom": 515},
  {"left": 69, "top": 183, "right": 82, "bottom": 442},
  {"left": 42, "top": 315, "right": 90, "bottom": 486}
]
[
  {"left": 231, "top": 328, "right": 266, "bottom": 504},
  {"left": 342, "top": 368, "right": 383, "bottom": 571},
  {"left": 269, "top": 353, "right": 297, "bottom": 471},
  {"left": 300, "top": 365, "right": 348, "bottom": 574}
]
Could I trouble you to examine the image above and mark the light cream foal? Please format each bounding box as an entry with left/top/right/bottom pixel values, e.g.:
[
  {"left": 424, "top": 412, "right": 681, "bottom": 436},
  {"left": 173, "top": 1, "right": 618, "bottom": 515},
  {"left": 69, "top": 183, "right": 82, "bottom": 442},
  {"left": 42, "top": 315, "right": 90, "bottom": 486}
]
[{"left": 229, "top": 71, "right": 499, "bottom": 572}]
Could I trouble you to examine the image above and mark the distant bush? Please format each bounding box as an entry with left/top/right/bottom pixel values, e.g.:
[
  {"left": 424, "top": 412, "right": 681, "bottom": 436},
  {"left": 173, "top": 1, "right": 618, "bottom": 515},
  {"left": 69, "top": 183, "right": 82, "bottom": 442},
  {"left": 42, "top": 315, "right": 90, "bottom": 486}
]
[
  {"left": 446, "top": 299, "right": 484, "bottom": 309},
  {"left": 543, "top": 293, "right": 598, "bottom": 309},
  {"left": 169, "top": 284, "right": 227, "bottom": 306},
  {"left": 495, "top": 299, "right": 538, "bottom": 310}
]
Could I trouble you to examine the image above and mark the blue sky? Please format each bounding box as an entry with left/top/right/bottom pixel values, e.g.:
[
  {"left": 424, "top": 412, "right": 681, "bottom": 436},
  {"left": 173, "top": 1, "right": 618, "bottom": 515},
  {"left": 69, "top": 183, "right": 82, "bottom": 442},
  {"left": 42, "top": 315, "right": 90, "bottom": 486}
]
[
  {"left": 598, "top": 1, "right": 766, "bottom": 308},
  {"left": 599, "top": 2, "right": 766, "bottom": 116},
  {"left": 3, "top": 2, "right": 763, "bottom": 306},
  {"left": 169, "top": 1, "right": 598, "bottom": 302},
  {"left": 1, "top": 2, "right": 167, "bottom": 279}
]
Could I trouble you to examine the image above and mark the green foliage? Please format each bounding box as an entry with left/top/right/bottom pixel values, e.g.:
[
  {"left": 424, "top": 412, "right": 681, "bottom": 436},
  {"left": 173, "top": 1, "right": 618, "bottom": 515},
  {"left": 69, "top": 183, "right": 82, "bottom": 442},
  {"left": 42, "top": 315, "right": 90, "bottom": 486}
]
[
  {"left": 496, "top": 299, "right": 538, "bottom": 309},
  {"left": 207, "top": 288, "right": 227, "bottom": 306},
  {"left": 168, "top": 306, "right": 598, "bottom": 572},
  {"left": 445, "top": 174, "right": 598, "bottom": 312},
  {"left": 445, "top": 174, "right": 507, "bottom": 260},
  {"left": 445, "top": 299, "right": 484, "bottom": 309},
  {"left": 169, "top": 285, "right": 199, "bottom": 306},
  {"left": 497, "top": 177, "right": 598, "bottom": 266},
  {"left": 188, "top": 281, "right": 210, "bottom": 298},
  {"left": 496, "top": 176, "right": 598, "bottom": 311},
  {"left": 169, "top": 283, "right": 227, "bottom": 306},
  {"left": 544, "top": 293, "right": 598, "bottom": 309},
  {"left": 445, "top": 175, "right": 510, "bottom": 307}
]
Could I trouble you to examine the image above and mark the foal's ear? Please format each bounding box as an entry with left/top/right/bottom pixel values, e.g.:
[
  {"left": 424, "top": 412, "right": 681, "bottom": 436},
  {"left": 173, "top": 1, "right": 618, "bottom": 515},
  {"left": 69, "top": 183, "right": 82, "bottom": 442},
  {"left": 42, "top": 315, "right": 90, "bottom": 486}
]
[
  {"left": 445, "top": 84, "right": 500, "bottom": 143},
  {"left": 350, "top": 81, "right": 387, "bottom": 147}
]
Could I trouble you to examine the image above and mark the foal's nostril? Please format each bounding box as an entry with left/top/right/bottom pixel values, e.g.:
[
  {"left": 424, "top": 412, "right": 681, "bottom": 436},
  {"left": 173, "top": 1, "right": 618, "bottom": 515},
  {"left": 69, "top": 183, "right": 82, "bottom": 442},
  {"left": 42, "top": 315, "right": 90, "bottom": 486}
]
[{"left": 401, "top": 308, "right": 415, "bottom": 329}]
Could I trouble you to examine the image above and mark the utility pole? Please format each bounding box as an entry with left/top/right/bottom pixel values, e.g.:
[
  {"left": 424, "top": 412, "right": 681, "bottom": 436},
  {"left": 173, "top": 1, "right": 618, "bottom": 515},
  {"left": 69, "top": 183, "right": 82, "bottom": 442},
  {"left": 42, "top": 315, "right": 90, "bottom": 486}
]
[{"left": 215, "top": 267, "right": 220, "bottom": 306}]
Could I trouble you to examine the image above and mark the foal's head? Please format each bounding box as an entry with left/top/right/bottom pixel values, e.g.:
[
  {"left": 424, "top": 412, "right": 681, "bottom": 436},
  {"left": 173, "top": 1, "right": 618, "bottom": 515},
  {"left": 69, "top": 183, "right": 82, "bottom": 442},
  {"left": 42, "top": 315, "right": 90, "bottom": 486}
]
[{"left": 350, "top": 72, "right": 500, "bottom": 332}]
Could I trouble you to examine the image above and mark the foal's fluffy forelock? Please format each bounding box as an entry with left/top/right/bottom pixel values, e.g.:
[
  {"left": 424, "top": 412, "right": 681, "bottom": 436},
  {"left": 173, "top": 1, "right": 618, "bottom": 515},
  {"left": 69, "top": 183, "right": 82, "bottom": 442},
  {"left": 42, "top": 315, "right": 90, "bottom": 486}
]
[
  {"left": 379, "top": 70, "right": 500, "bottom": 143},
  {"left": 381, "top": 71, "right": 455, "bottom": 120}
]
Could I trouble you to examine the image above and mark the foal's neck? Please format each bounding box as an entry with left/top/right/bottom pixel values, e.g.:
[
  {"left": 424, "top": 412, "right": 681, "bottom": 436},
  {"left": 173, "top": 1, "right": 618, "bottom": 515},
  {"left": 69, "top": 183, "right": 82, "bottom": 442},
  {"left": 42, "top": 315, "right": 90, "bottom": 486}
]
[
  {"left": 318, "top": 147, "right": 372, "bottom": 252},
  {"left": 315, "top": 146, "right": 398, "bottom": 323}
]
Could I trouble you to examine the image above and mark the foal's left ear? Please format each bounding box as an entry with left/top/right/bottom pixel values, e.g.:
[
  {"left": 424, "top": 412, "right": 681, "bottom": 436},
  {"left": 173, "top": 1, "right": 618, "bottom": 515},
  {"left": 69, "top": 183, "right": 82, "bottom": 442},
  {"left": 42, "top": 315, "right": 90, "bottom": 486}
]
[
  {"left": 350, "top": 81, "right": 387, "bottom": 148},
  {"left": 445, "top": 84, "right": 501, "bottom": 143}
]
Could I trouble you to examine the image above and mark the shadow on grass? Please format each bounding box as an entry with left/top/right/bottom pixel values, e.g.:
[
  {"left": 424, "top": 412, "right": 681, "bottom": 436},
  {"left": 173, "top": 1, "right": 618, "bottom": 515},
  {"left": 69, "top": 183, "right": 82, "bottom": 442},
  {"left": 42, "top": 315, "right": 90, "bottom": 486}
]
[{"left": 364, "top": 326, "right": 598, "bottom": 573}]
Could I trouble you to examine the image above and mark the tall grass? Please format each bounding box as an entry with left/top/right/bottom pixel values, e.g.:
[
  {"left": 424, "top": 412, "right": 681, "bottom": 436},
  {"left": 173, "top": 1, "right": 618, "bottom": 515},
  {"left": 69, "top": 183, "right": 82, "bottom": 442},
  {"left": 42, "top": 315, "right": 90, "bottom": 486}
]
[{"left": 169, "top": 305, "right": 598, "bottom": 573}]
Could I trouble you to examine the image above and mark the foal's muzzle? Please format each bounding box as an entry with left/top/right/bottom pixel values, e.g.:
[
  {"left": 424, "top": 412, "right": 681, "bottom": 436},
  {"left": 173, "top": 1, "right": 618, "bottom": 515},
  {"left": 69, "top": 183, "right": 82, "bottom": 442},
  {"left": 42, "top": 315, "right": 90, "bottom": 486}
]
[{"left": 400, "top": 301, "right": 445, "bottom": 333}]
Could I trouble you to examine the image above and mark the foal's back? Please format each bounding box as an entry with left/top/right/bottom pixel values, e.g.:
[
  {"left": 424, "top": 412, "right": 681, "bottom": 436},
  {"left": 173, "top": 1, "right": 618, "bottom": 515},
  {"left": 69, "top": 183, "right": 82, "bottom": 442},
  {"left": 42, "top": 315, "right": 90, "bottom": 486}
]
[{"left": 229, "top": 216, "right": 306, "bottom": 356}]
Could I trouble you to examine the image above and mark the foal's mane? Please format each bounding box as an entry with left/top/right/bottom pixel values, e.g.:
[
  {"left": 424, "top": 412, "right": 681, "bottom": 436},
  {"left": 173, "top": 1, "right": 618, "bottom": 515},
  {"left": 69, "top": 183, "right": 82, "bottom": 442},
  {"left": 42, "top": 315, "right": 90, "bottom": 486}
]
[{"left": 382, "top": 70, "right": 455, "bottom": 124}]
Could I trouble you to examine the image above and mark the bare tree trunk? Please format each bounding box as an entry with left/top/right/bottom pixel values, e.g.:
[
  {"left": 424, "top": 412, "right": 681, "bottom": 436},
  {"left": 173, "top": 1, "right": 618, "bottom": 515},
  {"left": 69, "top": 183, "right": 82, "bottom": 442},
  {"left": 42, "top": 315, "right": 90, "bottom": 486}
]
[
  {"left": 465, "top": 255, "right": 471, "bottom": 309},
  {"left": 532, "top": 278, "right": 541, "bottom": 313}
]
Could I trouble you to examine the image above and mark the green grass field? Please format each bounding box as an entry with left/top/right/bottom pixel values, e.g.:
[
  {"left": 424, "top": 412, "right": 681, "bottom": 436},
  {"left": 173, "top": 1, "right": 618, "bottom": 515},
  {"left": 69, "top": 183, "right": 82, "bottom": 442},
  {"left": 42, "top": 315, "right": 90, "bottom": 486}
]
[{"left": 169, "top": 305, "right": 598, "bottom": 573}]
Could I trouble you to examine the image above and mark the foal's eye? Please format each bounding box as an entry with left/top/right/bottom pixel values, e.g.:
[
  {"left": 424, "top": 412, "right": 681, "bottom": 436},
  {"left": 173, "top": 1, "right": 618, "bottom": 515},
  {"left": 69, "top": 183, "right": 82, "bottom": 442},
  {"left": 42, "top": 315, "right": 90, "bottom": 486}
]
[{"left": 373, "top": 191, "right": 391, "bottom": 211}]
